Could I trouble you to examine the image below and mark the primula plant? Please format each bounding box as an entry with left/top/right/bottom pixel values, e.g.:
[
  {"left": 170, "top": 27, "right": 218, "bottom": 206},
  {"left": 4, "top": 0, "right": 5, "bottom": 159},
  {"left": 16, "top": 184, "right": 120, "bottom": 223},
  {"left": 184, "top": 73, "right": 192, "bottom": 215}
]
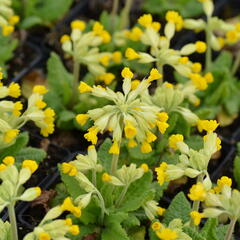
[{"left": 1, "top": 0, "right": 240, "bottom": 240}]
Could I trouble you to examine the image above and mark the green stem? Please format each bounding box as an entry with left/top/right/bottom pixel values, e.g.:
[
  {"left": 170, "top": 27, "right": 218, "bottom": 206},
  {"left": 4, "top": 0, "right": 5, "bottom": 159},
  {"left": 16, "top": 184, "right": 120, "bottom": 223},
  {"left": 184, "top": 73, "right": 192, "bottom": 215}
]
[
  {"left": 71, "top": 59, "right": 80, "bottom": 106},
  {"left": 92, "top": 169, "right": 97, "bottom": 186},
  {"left": 224, "top": 217, "right": 237, "bottom": 240},
  {"left": 156, "top": 62, "right": 163, "bottom": 86},
  {"left": 111, "top": 0, "right": 119, "bottom": 31},
  {"left": 95, "top": 191, "right": 106, "bottom": 225},
  {"left": 115, "top": 184, "right": 129, "bottom": 207},
  {"left": 8, "top": 204, "right": 18, "bottom": 240},
  {"left": 119, "top": 0, "right": 133, "bottom": 29},
  {"left": 111, "top": 153, "right": 120, "bottom": 175},
  {"left": 190, "top": 174, "right": 204, "bottom": 228},
  {"left": 205, "top": 18, "right": 212, "bottom": 71},
  {"left": 232, "top": 52, "right": 240, "bottom": 75}
]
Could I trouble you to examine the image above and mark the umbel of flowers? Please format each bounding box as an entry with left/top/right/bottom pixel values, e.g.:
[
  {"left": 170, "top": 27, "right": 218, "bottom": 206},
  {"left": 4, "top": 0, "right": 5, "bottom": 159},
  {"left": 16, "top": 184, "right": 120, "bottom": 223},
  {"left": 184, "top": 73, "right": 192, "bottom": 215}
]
[
  {"left": 76, "top": 67, "right": 170, "bottom": 173},
  {"left": 0, "top": 70, "right": 55, "bottom": 150}
]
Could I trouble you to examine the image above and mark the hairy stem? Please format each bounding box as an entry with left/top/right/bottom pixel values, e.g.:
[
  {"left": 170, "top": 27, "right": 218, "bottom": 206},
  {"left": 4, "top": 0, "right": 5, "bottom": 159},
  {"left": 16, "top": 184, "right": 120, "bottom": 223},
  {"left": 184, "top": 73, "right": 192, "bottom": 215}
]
[
  {"left": 205, "top": 18, "right": 212, "bottom": 71},
  {"left": 232, "top": 52, "right": 240, "bottom": 75},
  {"left": 115, "top": 184, "right": 129, "bottom": 207},
  {"left": 119, "top": 0, "right": 133, "bottom": 29},
  {"left": 224, "top": 217, "right": 237, "bottom": 240},
  {"left": 190, "top": 173, "right": 204, "bottom": 228},
  {"left": 70, "top": 59, "right": 80, "bottom": 106},
  {"left": 95, "top": 191, "right": 106, "bottom": 225},
  {"left": 156, "top": 62, "right": 163, "bottom": 86},
  {"left": 111, "top": 0, "right": 119, "bottom": 31},
  {"left": 92, "top": 169, "right": 97, "bottom": 186},
  {"left": 111, "top": 152, "right": 120, "bottom": 175},
  {"left": 8, "top": 204, "right": 18, "bottom": 240}
]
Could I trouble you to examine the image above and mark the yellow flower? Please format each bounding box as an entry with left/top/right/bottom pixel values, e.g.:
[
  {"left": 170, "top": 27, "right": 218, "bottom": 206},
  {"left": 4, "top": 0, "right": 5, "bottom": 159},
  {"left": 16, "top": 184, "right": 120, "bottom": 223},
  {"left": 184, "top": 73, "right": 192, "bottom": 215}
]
[
  {"left": 97, "top": 73, "right": 115, "bottom": 85},
  {"left": 93, "top": 21, "right": 104, "bottom": 34},
  {"left": 138, "top": 14, "right": 152, "bottom": 27},
  {"left": 140, "top": 163, "right": 149, "bottom": 172},
  {"left": 84, "top": 126, "right": 98, "bottom": 144},
  {"left": 188, "top": 182, "right": 207, "bottom": 201},
  {"left": 13, "top": 101, "right": 23, "bottom": 116},
  {"left": 8, "top": 83, "right": 21, "bottom": 98},
  {"left": 204, "top": 72, "right": 214, "bottom": 83},
  {"left": 165, "top": 11, "right": 183, "bottom": 31},
  {"left": 99, "top": 55, "right": 111, "bottom": 66},
  {"left": 128, "top": 139, "right": 137, "bottom": 148},
  {"left": 40, "top": 108, "right": 55, "bottom": 137},
  {"left": 121, "top": 67, "right": 134, "bottom": 79},
  {"left": 168, "top": 134, "right": 184, "bottom": 150},
  {"left": 215, "top": 176, "right": 232, "bottom": 193},
  {"left": 22, "top": 160, "right": 38, "bottom": 173},
  {"left": 190, "top": 211, "right": 204, "bottom": 225},
  {"left": 62, "top": 162, "right": 77, "bottom": 176},
  {"left": 156, "top": 228, "right": 178, "bottom": 240},
  {"left": 147, "top": 68, "right": 162, "bottom": 82},
  {"left": 0, "top": 164, "right": 7, "bottom": 171},
  {"left": 8, "top": 15, "right": 20, "bottom": 25},
  {"left": 61, "top": 197, "right": 81, "bottom": 217},
  {"left": 151, "top": 222, "right": 162, "bottom": 231},
  {"left": 102, "top": 173, "right": 112, "bottom": 182},
  {"left": 128, "top": 27, "right": 143, "bottom": 41},
  {"left": 2, "top": 25, "right": 14, "bottom": 36},
  {"left": 141, "top": 141, "right": 152, "bottom": 153},
  {"left": 3, "top": 129, "right": 19, "bottom": 143},
  {"left": 146, "top": 131, "right": 157, "bottom": 143},
  {"left": 197, "top": 120, "right": 219, "bottom": 133},
  {"left": 39, "top": 232, "right": 51, "bottom": 240},
  {"left": 69, "top": 225, "right": 80, "bottom": 235},
  {"left": 217, "top": 37, "right": 225, "bottom": 48},
  {"left": 33, "top": 85, "right": 48, "bottom": 95},
  {"left": 226, "top": 30, "right": 239, "bottom": 44},
  {"left": 112, "top": 51, "right": 122, "bottom": 64},
  {"left": 71, "top": 20, "right": 86, "bottom": 31},
  {"left": 191, "top": 63, "right": 202, "bottom": 73},
  {"left": 109, "top": 141, "right": 120, "bottom": 154},
  {"left": 35, "top": 187, "right": 42, "bottom": 197},
  {"left": 189, "top": 73, "right": 208, "bottom": 90},
  {"left": 195, "top": 41, "right": 207, "bottom": 53},
  {"left": 124, "top": 121, "right": 137, "bottom": 139},
  {"left": 156, "top": 162, "right": 168, "bottom": 185},
  {"left": 131, "top": 80, "right": 140, "bottom": 90},
  {"left": 35, "top": 100, "right": 47, "bottom": 109},
  {"left": 3, "top": 156, "right": 15, "bottom": 166},
  {"left": 76, "top": 114, "right": 89, "bottom": 126},
  {"left": 79, "top": 82, "right": 93, "bottom": 93},
  {"left": 156, "top": 121, "right": 169, "bottom": 134},
  {"left": 125, "top": 48, "right": 140, "bottom": 60},
  {"left": 60, "top": 34, "right": 71, "bottom": 43},
  {"left": 151, "top": 22, "right": 161, "bottom": 31},
  {"left": 157, "top": 112, "right": 169, "bottom": 122},
  {"left": 65, "top": 218, "right": 72, "bottom": 226},
  {"left": 157, "top": 207, "right": 165, "bottom": 216},
  {"left": 0, "top": 71, "right": 3, "bottom": 80},
  {"left": 179, "top": 57, "right": 189, "bottom": 64},
  {"left": 216, "top": 137, "right": 222, "bottom": 151}
]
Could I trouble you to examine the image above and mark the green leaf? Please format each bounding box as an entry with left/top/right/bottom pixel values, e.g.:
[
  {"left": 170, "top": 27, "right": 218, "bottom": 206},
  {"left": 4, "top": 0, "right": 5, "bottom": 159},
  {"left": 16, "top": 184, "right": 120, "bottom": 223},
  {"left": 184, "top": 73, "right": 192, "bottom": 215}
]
[
  {"left": 201, "top": 218, "right": 218, "bottom": 240},
  {"left": 0, "top": 132, "right": 29, "bottom": 159},
  {"left": 128, "top": 145, "right": 155, "bottom": 160},
  {"left": 102, "top": 212, "right": 129, "bottom": 240},
  {"left": 15, "top": 147, "right": 46, "bottom": 164},
  {"left": 0, "top": 32, "right": 18, "bottom": 67},
  {"left": 50, "top": 183, "right": 68, "bottom": 207},
  {"left": 122, "top": 214, "right": 140, "bottom": 229},
  {"left": 98, "top": 138, "right": 113, "bottom": 172},
  {"left": 215, "top": 224, "right": 229, "bottom": 240},
  {"left": 185, "top": 135, "right": 203, "bottom": 151},
  {"left": 117, "top": 172, "right": 154, "bottom": 212},
  {"left": 183, "top": 227, "right": 206, "bottom": 240},
  {"left": 149, "top": 228, "right": 159, "bottom": 240},
  {"left": 20, "top": 16, "right": 43, "bottom": 28},
  {"left": 163, "top": 192, "right": 191, "bottom": 225},
  {"left": 60, "top": 167, "right": 85, "bottom": 199},
  {"left": 143, "top": 0, "right": 203, "bottom": 18},
  {"left": 152, "top": 181, "right": 169, "bottom": 201},
  {"left": 234, "top": 156, "right": 240, "bottom": 188},
  {"left": 46, "top": 52, "right": 73, "bottom": 106},
  {"left": 211, "top": 51, "right": 233, "bottom": 70},
  {"left": 80, "top": 200, "right": 100, "bottom": 225},
  {"left": 129, "top": 226, "right": 145, "bottom": 240},
  {"left": 56, "top": 110, "right": 75, "bottom": 129}
]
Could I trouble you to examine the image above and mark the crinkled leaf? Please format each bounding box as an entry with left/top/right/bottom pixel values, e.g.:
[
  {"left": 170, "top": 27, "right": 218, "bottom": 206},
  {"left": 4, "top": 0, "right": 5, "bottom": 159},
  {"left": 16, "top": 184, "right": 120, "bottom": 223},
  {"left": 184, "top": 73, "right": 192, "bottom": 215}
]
[
  {"left": 117, "top": 172, "right": 154, "bottom": 212},
  {"left": 183, "top": 226, "right": 206, "bottom": 240},
  {"left": 163, "top": 192, "right": 191, "bottom": 225},
  {"left": 15, "top": 147, "right": 46, "bottom": 164},
  {"left": 201, "top": 218, "right": 218, "bottom": 240}
]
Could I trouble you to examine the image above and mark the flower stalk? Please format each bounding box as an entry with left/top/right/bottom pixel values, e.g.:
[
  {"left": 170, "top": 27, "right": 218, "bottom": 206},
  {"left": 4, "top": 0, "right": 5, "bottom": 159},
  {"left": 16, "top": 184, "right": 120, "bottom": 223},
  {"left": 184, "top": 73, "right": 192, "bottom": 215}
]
[
  {"left": 224, "top": 217, "right": 237, "bottom": 240},
  {"left": 115, "top": 184, "right": 129, "bottom": 207},
  {"left": 205, "top": 18, "right": 212, "bottom": 71},
  {"left": 8, "top": 203, "right": 18, "bottom": 240},
  {"left": 232, "top": 51, "right": 240, "bottom": 75},
  {"left": 119, "top": 0, "right": 133, "bottom": 29}
]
